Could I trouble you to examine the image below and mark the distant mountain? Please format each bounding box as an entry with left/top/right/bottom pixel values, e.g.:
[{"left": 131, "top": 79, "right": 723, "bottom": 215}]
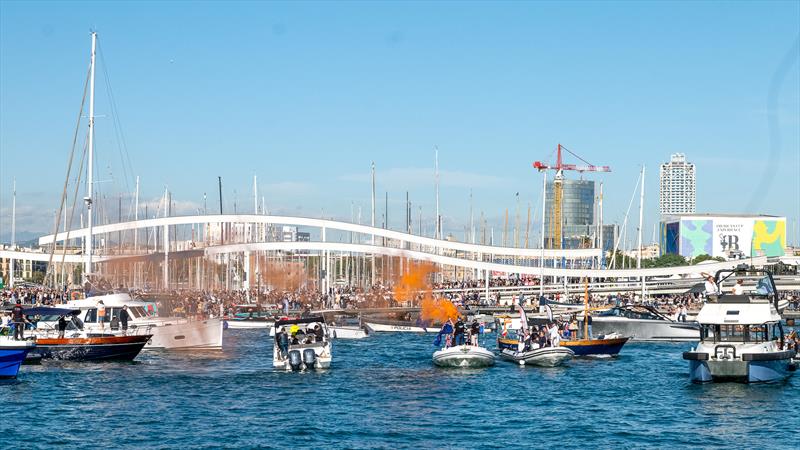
[{"left": 0, "top": 231, "right": 45, "bottom": 247}]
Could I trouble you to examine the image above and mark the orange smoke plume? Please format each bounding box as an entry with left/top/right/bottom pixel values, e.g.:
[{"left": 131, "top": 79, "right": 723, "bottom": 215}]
[
  {"left": 393, "top": 261, "right": 458, "bottom": 323},
  {"left": 420, "top": 296, "right": 459, "bottom": 323},
  {"left": 393, "top": 261, "right": 436, "bottom": 303}
]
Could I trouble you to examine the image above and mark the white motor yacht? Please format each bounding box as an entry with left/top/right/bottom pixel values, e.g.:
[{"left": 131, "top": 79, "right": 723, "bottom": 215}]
[
  {"left": 683, "top": 267, "right": 797, "bottom": 383},
  {"left": 273, "top": 316, "right": 332, "bottom": 371},
  {"left": 61, "top": 293, "right": 223, "bottom": 350},
  {"left": 588, "top": 304, "right": 699, "bottom": 342}
]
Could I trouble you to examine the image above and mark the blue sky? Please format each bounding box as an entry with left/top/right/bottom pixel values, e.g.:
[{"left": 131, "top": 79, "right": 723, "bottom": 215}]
[{"left": 1, "top": 1, "right": 798, "bottom": 246}]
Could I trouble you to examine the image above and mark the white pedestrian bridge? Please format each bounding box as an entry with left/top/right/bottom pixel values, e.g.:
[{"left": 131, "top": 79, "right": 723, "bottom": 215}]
[{"left": 0, "top": 214, "right": 778, "bottom": 292}]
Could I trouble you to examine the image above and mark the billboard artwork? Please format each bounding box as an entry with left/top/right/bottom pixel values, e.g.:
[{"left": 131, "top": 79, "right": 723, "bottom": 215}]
[
  {"left": 679, "top": 220, "right": 713, "bottom": 258},
  {"left": 753, "top": 219, "right": 786, "bottom": 257},
  {"left": 712, "top": 219, "right": 754, "bottom": 257},
  {"left": 671, "top": 217, "right": 787, "bottom": 259}
]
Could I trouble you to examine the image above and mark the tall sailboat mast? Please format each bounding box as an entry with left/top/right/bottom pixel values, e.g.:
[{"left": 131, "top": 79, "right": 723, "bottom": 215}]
[{"left": 84, "top": 31, "right": 97, "bottom": 279}]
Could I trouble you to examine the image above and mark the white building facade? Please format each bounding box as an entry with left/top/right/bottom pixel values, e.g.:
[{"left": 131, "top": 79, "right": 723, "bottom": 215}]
[{"left": 659, "top": 153, "right": 696, "bottom": 215}]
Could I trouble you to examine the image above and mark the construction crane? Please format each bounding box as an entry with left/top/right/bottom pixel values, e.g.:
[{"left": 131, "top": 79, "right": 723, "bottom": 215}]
[{"left": 533, "top": 144, "right": 611, "bottom": 250}]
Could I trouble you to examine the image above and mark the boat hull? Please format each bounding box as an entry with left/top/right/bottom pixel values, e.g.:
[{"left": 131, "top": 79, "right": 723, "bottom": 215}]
[
  {"left": 499, "top": 347, "right": 574, "bottom": 367},
  {"left": 143, "top": 318, "right": 223, "bottom": 350},
  {"left": 273, "top": 344, "right": 332, "bottom": 371},
  {"left": 560, "top": 337, "right": 630, "bottom": 356},
  {"left": 0, "top": 342, "right": 35, "bottom": 379},
  {"left": 685, "top": 351, "right": 796, "bottom": 383},
  {"left": 432, "top": 346, "right": 495, "bottom": 368},
  {"left": 225, "top": 319, "right": 273, "bottom": 330},
  {"left": 590, "top": 318, "right": 698, "bottom": 342},
  {"left": 363, "top": 321, "right": 434, "bottom": 333},
  {"left": 33, "top": 336, "right": 150, "bottom": 362},
  {"left": 328, "top": 326, "right": 368, "bottom": 339}
]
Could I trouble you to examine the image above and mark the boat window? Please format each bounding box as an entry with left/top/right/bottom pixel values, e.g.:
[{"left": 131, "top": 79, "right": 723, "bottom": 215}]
[
  {"left": 129, "top": 307, "right": 146, "bottom": 318},
  {"left": 84, "top": 308, "right": 97, "bottom": 323},
  {"left": 717, "top": 325, "right": 746, "bottom": 342},
  {"left": 701, "top": 325, "right": 712, "bottom": 341},
  {"left": 771, "top": 324, "right": 782, "bottom": 341},
  {"left": 106, "top": 308, "right": 120, "bottom": 320},
  {"left": 600, "top": 309, "right": 620, "bottom": 317}
]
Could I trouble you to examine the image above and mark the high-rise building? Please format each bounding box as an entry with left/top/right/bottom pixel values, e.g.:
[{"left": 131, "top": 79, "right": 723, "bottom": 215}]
[
  {"left": 659, "top": 153, "right": 696, "bottom": 215},
  {"left": 544, "top": 178, "right": 617, "bottom": 252}
]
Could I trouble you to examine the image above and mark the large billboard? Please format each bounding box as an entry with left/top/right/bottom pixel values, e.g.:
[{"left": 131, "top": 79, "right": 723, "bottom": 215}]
[
  {"left": 711, "top": 218, "right": 754, "bottom": 257},
  {"left": 672, "top": 216, "right": 786, "bottom": 259}
]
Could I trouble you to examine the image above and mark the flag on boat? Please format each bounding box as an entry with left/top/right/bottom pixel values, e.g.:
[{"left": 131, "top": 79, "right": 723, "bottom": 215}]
[
  {"left": 433, "top": 320, "right": 454, "bottom": 347},
  {"left": 517, "top": 305, "right": 528, "bottom": 332}
]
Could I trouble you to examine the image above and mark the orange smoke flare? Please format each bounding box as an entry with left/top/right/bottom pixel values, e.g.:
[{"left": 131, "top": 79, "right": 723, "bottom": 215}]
[
  {"left": 420, "top": 296, "right": 459, "bottom": 323},
  {"left": 393, "top": 261, "right": 458, "bottom": 323}
]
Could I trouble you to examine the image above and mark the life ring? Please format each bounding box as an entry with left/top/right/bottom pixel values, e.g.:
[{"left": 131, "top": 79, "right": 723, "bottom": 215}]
[{"left": 71, "top": 291, "right": 81, "bottom": 301}]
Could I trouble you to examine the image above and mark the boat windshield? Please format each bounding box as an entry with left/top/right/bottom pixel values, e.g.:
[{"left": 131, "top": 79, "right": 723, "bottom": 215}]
[
  {"left": 700, "top": 324, "right": 781, "bottom": 343},
  {"left": 129, "top": 306, "right": 148, "bottom": 318},
  {"left": 601, "top": 307, "right": 660, "bottom": 321}
]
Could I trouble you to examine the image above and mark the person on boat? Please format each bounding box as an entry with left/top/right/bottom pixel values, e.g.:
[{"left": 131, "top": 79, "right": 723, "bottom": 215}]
[
  {"left": 469, "top": 320, "right": 480, "bottom": 346},
  {"left": 57, "top": 314, "right": 68, "bottom": 338},
  {"left": 586, "top": 313, "right": 593, "bottom": 339},
  {"left": 702, "top": 274, "right": 720, "bottom": 297},
  {"left": 730, "top": 279, "right": 745, "bottom": 295},
  {"left": 276, "top": 327, "right": 289, "bottom": 359},
  {"left": 549, "top": 322, "right": 561, "bottom": 347},
  {"left": 435, "top": 319, "right": 454, "bottom": 348},
  {"left": 453, "top": 317, "right": 466, "bottom": 346},
  {"left": 120, "top": 306, "right": 130, "bottom": 335},
  {"left": 11, "top": 299, "right": 25, "bottom": 340},
  {"left": 313, "top": 324, "right": 324, "bottom": 342},
  {"left": 538, "top": 327, "right": 548, "bottom": 348},
  {"left": 569, "top": 316, "right": 579, "bottom": 339},
  {"left": 290, "top": 323, "right": 299, "bottom": 336},
  {"left": 97, "top": 300, "right": 107, "bottom": 331}
]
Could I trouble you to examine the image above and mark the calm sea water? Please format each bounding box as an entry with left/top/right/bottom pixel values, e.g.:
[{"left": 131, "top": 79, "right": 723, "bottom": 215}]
[{"left": 3, "top": 330, "right": 799, "bottom": 449}]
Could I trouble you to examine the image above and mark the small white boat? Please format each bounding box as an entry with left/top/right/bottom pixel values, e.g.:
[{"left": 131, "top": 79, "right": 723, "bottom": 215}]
[
  {"left": 269, "top": 323, "right": 368, "bottom": 339},
  {"left": 499, "top": 346, "right": 574, "bottom": 366},
  {"left": 225, "top": 304, "right": 274, "bottom": 329},
  {"left": 273, "top": 316, "right": 332, "bottom": 371},
  {"left": 226, "top": 318, "right": 273, "bottom": 329},
  {"left": 328, "top": 325, "right": 368, "bottom": 339},
  {"left": 363, "top": 318, "right": 435, "bottom": 333},
  {"left": 432, "top": 345, "right": 495, "bottom": 368}
]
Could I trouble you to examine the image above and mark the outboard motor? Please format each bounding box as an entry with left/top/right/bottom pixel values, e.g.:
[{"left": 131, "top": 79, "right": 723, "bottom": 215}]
[
  {"left": 303, "top": 349, "right": 317, "bottom": 369},
  {"left": 288, "top": 350, "right": 303, "bottom": 371}
]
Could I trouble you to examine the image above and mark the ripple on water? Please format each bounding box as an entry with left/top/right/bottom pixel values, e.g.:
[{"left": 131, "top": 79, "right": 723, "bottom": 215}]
[{"left": 3, "top": 331, "right": 799, "bottom": 448}]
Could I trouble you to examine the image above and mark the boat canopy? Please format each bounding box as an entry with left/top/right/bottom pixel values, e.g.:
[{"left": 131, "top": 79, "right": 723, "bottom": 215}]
[
  {"left": 275, "top": 316, "right": 326, "bottom": 327},
  {"left": 696, "top": 302, "right": 780, "bottom": 325},
  {"left": 23, "top": 307, "right": 80, "bottom": 316}
]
